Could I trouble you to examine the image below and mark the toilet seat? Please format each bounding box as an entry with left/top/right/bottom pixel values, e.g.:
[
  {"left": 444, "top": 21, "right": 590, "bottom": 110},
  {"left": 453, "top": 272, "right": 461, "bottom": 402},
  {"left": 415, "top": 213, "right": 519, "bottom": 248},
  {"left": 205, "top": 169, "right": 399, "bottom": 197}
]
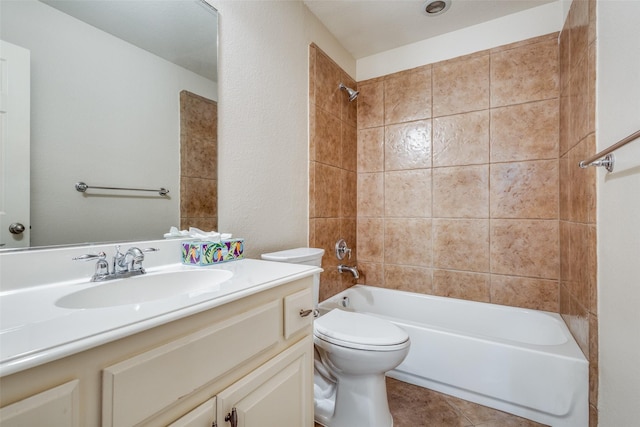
[{"left": 314, "top": 309, "right": 409, "bottom": 351}]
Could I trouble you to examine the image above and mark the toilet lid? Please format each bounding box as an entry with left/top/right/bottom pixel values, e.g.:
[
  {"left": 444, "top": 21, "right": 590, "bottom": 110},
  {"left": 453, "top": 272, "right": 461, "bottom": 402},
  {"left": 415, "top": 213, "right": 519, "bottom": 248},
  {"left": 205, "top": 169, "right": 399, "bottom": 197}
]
[{"left": 314, "top": 309, "right": 409, "bottom": 349}]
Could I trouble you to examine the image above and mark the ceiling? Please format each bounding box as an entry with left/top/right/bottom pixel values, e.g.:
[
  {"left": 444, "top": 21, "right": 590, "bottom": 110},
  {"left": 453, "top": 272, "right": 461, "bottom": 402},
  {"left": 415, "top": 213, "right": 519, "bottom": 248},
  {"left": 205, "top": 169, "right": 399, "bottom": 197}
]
[
  {"left": 41, "top": 0, "right": 218, "bottom": 81},
  {"left": 304, "top": 0, "right": 557, "bottom": 59}
]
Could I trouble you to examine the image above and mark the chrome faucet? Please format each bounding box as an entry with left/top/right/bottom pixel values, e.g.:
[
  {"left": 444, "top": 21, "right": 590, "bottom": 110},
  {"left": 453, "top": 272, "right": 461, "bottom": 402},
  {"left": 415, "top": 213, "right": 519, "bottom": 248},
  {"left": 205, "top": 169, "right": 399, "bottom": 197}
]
[
  {"left": 113, "top": 246, "right": 146, "bottom": 274},
  {"left": 74, "top": 246, "right": 159, "bottom": 282},
  {"left": 338, "top": 264, "right": 360, "bottom": 279}
]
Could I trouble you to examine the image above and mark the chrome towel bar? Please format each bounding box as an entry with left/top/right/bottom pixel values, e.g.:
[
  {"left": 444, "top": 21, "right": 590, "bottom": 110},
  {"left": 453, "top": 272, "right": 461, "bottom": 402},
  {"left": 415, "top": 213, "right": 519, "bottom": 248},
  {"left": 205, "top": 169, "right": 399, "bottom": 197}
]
[
  {"left": 579, "top": 129, "right": 640, "bottom": 173},
  {"left": 75, "top": 182, "right": 169, "bottom": 197}
]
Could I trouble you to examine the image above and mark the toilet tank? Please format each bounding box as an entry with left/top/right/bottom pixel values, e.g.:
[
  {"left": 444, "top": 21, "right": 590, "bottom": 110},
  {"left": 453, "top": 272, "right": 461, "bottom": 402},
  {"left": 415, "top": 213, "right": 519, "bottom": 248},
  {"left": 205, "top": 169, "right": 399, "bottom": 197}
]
[{"left": 261, "top": 248, "right": 324, "bottom": 306}]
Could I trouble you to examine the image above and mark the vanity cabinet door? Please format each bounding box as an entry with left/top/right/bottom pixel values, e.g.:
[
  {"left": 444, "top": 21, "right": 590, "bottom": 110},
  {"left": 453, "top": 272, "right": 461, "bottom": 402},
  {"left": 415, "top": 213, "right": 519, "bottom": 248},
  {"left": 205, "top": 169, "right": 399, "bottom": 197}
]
[
  {"left": 217, "top": 336, "right": 313, "bottom": 427},
  {"left": 168, "top": 397, "right": 216, "bottom": 427},
  {"left": 0, "top": 380, "right": 79, "bottom": 427}
]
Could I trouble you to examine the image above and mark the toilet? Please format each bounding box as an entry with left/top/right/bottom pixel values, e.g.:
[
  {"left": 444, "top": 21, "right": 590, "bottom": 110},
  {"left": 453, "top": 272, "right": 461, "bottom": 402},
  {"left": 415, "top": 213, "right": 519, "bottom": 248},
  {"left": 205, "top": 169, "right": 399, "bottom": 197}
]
[{"left": 261, "top": 248, "right": 410, "bottom": 427}]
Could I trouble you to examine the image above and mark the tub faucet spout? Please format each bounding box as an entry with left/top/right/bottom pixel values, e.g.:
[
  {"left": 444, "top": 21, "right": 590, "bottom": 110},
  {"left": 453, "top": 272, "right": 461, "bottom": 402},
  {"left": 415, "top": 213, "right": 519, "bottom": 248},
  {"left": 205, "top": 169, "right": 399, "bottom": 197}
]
[{"left": 338, "top": 264, "right": 360, "bottom": 279}]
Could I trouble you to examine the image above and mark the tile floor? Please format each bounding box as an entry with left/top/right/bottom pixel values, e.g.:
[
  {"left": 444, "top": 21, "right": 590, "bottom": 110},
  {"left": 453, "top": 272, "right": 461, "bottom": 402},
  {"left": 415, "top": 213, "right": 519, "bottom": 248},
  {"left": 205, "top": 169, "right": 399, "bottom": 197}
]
[{"left": 315, "top": 377, "right": 548, "bottom": 427}]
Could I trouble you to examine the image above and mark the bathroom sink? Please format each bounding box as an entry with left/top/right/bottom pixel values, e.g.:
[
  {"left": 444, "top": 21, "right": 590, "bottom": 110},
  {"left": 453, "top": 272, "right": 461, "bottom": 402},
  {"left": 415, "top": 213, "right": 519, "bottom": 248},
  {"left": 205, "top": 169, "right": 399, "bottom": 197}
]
[{"left": 55, "top": 269, "right": 233, "bottom": 309}]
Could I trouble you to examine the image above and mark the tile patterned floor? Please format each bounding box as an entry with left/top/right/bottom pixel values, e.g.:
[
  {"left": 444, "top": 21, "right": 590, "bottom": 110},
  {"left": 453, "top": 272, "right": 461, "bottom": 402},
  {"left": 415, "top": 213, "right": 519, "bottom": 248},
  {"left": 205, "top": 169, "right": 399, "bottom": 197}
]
[{"left": 315, "top": 377, "right": 548, "bottom": 427}]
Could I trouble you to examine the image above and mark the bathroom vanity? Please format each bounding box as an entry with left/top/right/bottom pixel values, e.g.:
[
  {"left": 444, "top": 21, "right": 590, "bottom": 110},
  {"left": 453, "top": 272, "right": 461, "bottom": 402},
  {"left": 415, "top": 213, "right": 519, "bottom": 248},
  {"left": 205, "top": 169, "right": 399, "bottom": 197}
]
[{"left": 0, "top": 245, "right": 318, "bottom": 427}]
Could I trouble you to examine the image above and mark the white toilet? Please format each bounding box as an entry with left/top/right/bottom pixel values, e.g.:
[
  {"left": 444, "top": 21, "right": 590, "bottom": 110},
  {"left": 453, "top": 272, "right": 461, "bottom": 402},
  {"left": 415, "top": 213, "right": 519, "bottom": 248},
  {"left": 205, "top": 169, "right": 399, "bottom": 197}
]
[{"left": 261, "top": 248, "right": 410, "bottom": 427}]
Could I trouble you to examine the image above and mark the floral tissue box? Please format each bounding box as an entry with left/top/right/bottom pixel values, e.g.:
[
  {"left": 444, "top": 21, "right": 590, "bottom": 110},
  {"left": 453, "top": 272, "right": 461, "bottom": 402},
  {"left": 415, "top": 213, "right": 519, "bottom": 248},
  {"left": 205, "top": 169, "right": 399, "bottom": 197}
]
[{"left": 182, "top": 239, "right": 245, "bottom": 265}]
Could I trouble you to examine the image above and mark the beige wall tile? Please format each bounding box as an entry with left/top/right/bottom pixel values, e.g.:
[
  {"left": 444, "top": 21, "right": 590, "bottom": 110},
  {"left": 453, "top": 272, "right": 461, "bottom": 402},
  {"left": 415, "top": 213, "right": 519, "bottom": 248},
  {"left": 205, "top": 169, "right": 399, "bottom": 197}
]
[
  {"left": 433, "top": 54, "right": 490, "bottom": 117},
  {"left": 384, "top": 265, "right": 433, "bottom": 293},
  {"left": 560, "top": 285, "right": 590, "bottom": 357},
  {"left": 358, "top": 127, "right": 385, "bottom": 172},
  {"left": 588, "top": 225, "right": 597, "bottom": 313},
  {"left": 341, "top": 73, "right": 358, "bottom": 126},
  {"left": 315, "top": 163, "right": 342, "bottom": 217},
  {"left": 341, "top": 170, "right": 357, "bottom": 218},
  {"left": 568, "top": 222, "right": 591, "bottom": 309},
  {"left": 384, "top": 66, "right": 432, "bottom": 124},
  {"left": 314, "top": 217, "right": 341, "bottom": 301},
  {"left": 559, "top": 22, "right": 571, "bottom": 96},
  {"left": 309, "top": 162, "right": 316, "bottom": 218},
  {"left": 433, "top": 219, "right": 489, "bottom": 272},
  {"left": 314, "top": 107, "right": 342, "bottom": 167},
  {"left": 433, "top": 269, "right": 490, "bottom": 302},
  {"left": 490, "top": 219, "right": 559, "bottom": 279},
  {"left": 315, "top": 50, "right": 342, "bottom": 116},
  {"left": 181, "top": 177, "right": 217, "bottom": 218},
  {"left": 588, "top": 43, "right": 596, "bottom": 136},
  {"left": 560, "top": 220, "right": 571, "bottom": 283},
  {"left": 385, "top": 120, "right": 432, "bottom": 171},
  {"left": 490, "top": 38, "right": 559, "bottom": 107},
  {"left": 309, "top": 44, "right": 316, "bottom": 105},
  {"left": 357, "top": 80, "right": 384, "bottom": 129},
  {"left": 357, "top": 172, "right": 384, "bottom": 217},
  {"left": 433, "top": 165, "right": 488, "bottom": 218},
  {"left": 432, "top": 110, "right": 489, "bottom": 167},
  {"left": 490, "top": 275, "right": 558, "bottom": 311},
  {"left": 559, "top": 89, "right": 571, "bottom": 156},
  {"left": 559, "top": 154, "right": 570, "bottom": 221},
  {"left": 490, "top": 160, "right": 559, "bottom": 219},
  {"left": 357, "top": 261, "right": 384, "bottom": 286},
  {"left": 357, "top": 218, "right": 384, "bottom": 262},
  {"left": 385, "top": 169, "right": 432, "bottom": 218},
  {"left": 569, "top": 135, "right": 596, "bottom": 223},
  {"left": 384, "top": 218, "right": 432, "bottom": 267},
  {"left": 490, "top": 99, "right": 559, "bottom": 162},
  {"left": 342, "top": 123, "right": 357, "bottom": 172},
  {"left": 569, "top": 55, "right": 591, "bottom": 150},
  {"left": 568, "top": 0, "right": 589, "bottom": 74}
]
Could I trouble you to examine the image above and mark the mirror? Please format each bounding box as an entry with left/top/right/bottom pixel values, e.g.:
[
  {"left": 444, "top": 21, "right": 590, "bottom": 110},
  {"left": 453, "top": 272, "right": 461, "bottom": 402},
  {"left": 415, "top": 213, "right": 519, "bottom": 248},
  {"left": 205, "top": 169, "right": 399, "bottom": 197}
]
[{"left": 0, "top": 0, "right": 218, "bottom": 251}]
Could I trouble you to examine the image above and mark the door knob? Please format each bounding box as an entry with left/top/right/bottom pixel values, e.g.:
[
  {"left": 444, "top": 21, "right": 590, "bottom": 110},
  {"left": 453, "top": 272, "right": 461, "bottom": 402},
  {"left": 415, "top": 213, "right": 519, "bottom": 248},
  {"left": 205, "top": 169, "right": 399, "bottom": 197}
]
[{"left": 9, "top": 223, "right": 26, "bottom": 234}]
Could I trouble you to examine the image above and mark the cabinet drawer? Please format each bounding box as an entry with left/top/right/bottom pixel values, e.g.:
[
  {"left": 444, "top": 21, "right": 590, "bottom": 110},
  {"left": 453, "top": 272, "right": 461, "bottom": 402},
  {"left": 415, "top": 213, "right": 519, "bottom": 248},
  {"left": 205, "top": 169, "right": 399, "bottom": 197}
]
[
  {"left": 284, "top": 288, "right": 313, "bottom": 339},
  {"left": 103, "top": 300, "right": 281, "bottom": 427}
]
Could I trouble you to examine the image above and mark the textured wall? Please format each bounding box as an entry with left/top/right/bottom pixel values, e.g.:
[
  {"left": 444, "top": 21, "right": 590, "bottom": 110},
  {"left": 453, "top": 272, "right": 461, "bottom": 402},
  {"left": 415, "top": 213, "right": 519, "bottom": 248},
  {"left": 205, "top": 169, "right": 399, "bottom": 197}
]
[
  {"left": 213, "top": 0, "right": 355, "bottom": 258},
  {"left": 596, "top": 0, "right": 640, "bottom": 425},
  {"left": 356, "top": 33, "right": 561, "bottom": 312}
]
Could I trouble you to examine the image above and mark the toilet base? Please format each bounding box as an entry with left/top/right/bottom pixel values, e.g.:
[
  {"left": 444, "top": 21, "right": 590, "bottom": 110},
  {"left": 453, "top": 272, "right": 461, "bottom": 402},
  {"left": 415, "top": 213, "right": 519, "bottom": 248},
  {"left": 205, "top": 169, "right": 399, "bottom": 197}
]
[{"left": 314, "top": 372, "right": 394, "bottom": 427}]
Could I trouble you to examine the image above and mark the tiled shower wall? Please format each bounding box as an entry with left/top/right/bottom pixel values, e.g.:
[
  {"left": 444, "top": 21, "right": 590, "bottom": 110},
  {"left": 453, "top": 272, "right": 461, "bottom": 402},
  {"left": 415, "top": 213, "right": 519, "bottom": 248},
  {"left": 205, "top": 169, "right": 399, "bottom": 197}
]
[
  {"left": 309, "top": 44, "right": 358, "bottom": 301},
  {"left": 558, "top": 0, "right": 598, "bottom": 423},
  {"left": 180, "top": 91, "right": 218, "bottom": 231},
  {"left": 356, "top": 33, "right": 561, "bottom": 312}
]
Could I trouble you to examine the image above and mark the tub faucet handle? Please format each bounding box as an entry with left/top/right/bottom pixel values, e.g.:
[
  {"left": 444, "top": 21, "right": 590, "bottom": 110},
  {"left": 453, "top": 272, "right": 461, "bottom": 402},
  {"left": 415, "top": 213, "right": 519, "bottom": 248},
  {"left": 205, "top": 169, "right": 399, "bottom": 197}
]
[{"left": 335, "top": 238, "right": 352, "bottom": 260}]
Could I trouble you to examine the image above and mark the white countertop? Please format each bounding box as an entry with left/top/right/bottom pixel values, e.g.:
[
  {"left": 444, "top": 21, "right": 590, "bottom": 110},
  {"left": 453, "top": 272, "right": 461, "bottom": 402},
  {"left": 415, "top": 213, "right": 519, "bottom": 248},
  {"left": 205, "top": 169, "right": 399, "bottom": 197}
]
[{"left": 0, "top": 258, "right": 320, "bottom": 377}]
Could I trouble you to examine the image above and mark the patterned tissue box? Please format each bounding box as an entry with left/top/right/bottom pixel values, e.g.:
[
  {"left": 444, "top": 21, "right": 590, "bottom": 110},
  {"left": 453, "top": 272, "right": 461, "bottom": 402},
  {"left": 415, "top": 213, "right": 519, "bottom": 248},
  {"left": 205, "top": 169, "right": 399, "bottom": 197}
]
[{"left": 182, "top": 239, "right": 245, "bottom": 265}]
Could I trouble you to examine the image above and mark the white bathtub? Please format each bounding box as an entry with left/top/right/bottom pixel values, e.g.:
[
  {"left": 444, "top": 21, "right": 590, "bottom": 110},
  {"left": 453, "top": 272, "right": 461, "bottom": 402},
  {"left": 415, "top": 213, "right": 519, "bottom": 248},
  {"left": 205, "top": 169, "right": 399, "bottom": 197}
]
[{"left": 319, "top": 285, "right": 588, "bottom": 427}]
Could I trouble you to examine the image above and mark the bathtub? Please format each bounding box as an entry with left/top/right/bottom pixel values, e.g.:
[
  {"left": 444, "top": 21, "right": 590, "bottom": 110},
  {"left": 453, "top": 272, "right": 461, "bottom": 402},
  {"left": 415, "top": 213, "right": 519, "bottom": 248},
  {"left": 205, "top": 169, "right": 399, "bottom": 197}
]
[{"left": 319, "top": 285, "right": 588, "bottom": 427}]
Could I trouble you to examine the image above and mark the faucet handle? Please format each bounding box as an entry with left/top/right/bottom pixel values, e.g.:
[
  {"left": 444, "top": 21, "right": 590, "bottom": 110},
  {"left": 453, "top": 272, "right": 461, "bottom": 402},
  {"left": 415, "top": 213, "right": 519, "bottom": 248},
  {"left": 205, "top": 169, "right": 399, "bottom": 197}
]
[
  {"left": 128, "top": 247, "right": 159, "bottom": 272},
  {"left": 73, "top": 251, "right": 110, "bottom": 281},
  {"left": 335, "top": 239, "right": 352, "bottom": 260},
  {"left": 72, "top": 251, "right": 107, "bottom": 262}
]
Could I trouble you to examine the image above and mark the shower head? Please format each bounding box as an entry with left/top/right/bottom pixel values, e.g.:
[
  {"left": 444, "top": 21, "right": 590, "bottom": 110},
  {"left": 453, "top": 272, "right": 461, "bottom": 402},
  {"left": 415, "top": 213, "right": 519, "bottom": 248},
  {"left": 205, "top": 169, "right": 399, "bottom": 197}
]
[{"left": 339, "top": 83, "right": 359, "bottom": 102}]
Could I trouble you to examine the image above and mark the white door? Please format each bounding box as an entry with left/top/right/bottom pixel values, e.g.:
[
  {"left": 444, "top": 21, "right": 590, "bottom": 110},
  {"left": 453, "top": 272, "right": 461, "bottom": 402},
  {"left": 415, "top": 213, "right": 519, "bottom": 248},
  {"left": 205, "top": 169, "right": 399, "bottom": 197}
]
[{"left": 0, "top": 40, "right": 30, "bottom": 249}]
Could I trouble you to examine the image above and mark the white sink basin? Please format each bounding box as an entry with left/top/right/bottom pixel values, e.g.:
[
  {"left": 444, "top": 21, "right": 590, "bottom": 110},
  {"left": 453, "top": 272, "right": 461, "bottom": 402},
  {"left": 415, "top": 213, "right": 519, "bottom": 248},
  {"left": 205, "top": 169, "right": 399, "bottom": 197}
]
[{"left": 55, "top": 269, "right": 233, "bottom": 309}]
